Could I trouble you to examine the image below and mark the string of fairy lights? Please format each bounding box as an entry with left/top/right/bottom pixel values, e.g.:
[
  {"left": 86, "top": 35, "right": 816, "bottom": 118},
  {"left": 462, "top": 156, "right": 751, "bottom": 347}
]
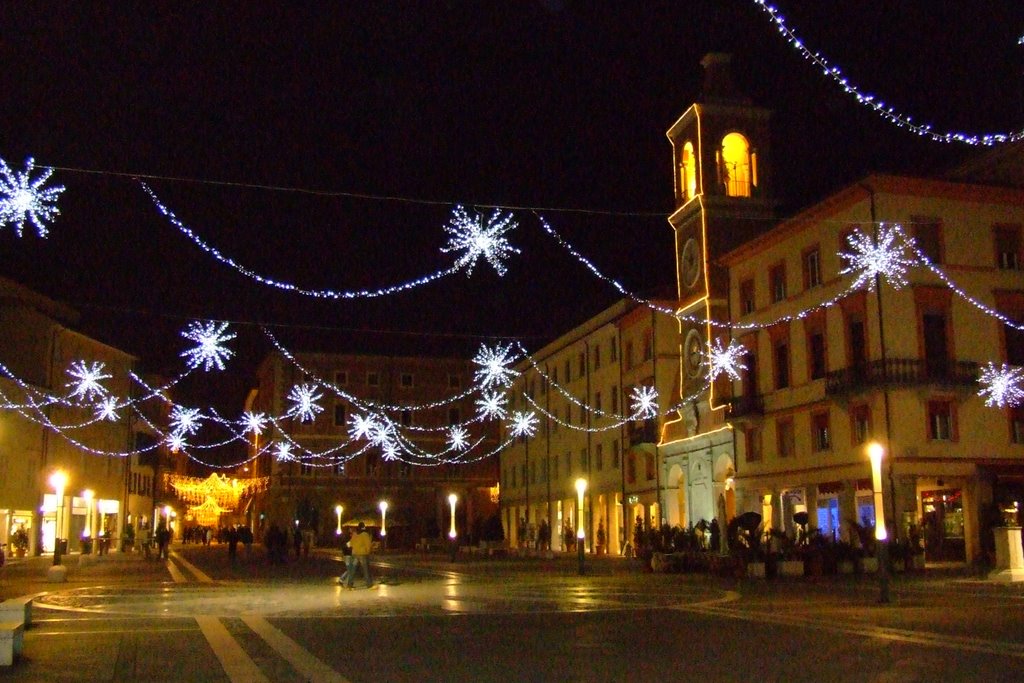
[{"left": 4, "top": 150, "right": 1024, "bottom": 471}]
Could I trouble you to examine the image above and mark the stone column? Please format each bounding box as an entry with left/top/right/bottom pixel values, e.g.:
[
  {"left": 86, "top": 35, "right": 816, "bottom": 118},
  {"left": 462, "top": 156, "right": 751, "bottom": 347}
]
[{"left": 989, "top": 527, "right": 1024, "bottom": 582}]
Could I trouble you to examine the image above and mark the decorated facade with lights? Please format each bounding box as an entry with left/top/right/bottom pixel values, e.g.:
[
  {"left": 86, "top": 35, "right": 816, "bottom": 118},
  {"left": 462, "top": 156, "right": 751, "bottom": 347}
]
[
  {"left": 246, "top": 350, "right": 500, "bottom": 548},
  {"left": 721, "top": 169, "right": 1024, "bottom": 564},
  {"left": 498, "top": 298, "right": 683, "bottom": 554},
  {"left": 0, "top": 277, "right": 170, "bottom": 554}
]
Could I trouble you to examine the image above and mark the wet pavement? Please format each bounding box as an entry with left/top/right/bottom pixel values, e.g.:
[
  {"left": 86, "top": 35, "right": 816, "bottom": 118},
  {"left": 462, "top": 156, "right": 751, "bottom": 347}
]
[{"left": 3, "top": 545, "right": 1024, "bottom": 681}]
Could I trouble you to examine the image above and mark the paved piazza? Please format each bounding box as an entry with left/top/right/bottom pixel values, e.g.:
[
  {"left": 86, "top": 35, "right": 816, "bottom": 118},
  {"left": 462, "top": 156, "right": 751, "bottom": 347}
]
[{"left": 5, "top": 546, "right": 1024, "bottom": 681}]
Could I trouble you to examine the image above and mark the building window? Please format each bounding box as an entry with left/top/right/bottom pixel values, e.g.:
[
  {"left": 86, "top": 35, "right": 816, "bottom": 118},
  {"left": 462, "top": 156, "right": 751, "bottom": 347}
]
[
  {"left": 769, "top": 263, "right": 787, "bottom": 303},
  {"left": 851, "top": 404, "right": 871, "bottom": 445},
  {"left": 719, "top": 132, "right": 753, "bottom": 197},
  {"left": 1007, "top": 322, "right": 1024, "bottom": 367},
  {"left": 777, "top": 418, "right": 795, "bottom": 458},
  {"left": 774, "top": 340, "right": 790, "bottom": 390},
  {"left": 334, "top": 371, "right": 348, "bottom": 386},
  {"left": 740, "top": 278, "right": 755, "bottom": 315},
  {"left": 448, "top": 408, "right": 460, "bottom": 426},
  {"left": 811, "top": 411, "right": 831, "bottom": 452},
  {"left": 680, "top": 141, "right": 697, "bottom": 201},
  {"left": 625, "top": 341, "right": 634, "bottom": 370},
  {"left": 401, "top": 373, "right": 414, "bottom": 388},
  {"left": 401, "top": 410, "right": 413, "bottom": 427},
  {"left": 808, "top": 331, "right": 826, "bottom": 380},
  {"left": 578, "top": 352, "right": 586, "bottom": 378},
  {"left": 593, "top": 345, "right": 602, "bottom": 370},
  {"left": 847, "top": 316, "right": 868, "bottom": 372},
  {"left": 593, "top": 391, "right": 602, "bottom": 415},
  {"left": 912, "top": 217, "right": 943, "bottom": 265},
  {"left": 551, "top": 366, "right": 558, "bottom": 385},
  {"left": 927, "top": 400, "right": 956, "bottom": 441},
  {"left": 645, "top": 452, "right": 656, "bottom": 480},
  {"left": 564, "top": 359, "right": 571, "bottom": 383},
  {"left": 642, "top": 332, "right": 653, "bottom": 362},
  {"left": 448, "top": 374, "right": 460, "bottom": 389},
  {"left": 367, "top": 371, "right": 379, "bottom": 387},
  {"left": 745, "top": 426, "right": 762, "bottom": 463},
  {"left": 803, "top": 246, "right": 822, "bottom": 289},
  {"left": 922, "top": 312, "right": 951, "bottom": 379},
  {"left": 612, "top": 439, "right": 620, "bottom": 468},
  {"left": 610, "top": 337, "right": 618, "bottom": 362},
  {"left": 333, "top": 403, "right": 347, "bottom": 427},
  {"left": 994, "top": 224, "right": 1022, "bottom": 270},
  {"left": 595, "top": 443, "right": 604, "bottom": 471},
  {"left": 611, "top": 386, "right": 619, "bottom": 414},
  {"left": 627, "top": 453, "right": 637, "bottom": 484},
  {"left": 1011, "top": 408, "right": 1024, "bottom": 444},
  {"left": 580, "top": 448, "right": 588, "bottom": 470}
]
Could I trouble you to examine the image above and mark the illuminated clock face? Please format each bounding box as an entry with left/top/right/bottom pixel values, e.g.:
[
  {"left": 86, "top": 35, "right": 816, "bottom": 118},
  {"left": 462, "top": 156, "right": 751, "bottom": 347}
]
[
  {"left": 684, "top": 329, "right": 704, "bottom": 379},
  {"left": 680, "top": 238, "right": 701, "bottom": 289}
]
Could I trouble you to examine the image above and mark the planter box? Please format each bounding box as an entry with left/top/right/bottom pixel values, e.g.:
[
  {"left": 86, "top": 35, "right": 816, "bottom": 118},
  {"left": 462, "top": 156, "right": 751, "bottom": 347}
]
[{"left": 778, "top": 559, "right": 804, "bottom": 577}]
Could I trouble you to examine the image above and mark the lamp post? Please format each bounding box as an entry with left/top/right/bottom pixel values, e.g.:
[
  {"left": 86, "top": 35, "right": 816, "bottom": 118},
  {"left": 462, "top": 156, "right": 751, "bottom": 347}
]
[
  {"left": 379, "top": 500, "right": 388, "bottom": 550},
  {"left": 82, "top": 489, "right": 94, "bottom": 555},
  {"left": 448, "top": 493, "right": 458, "bottom": 562},
  {"left": 575, "top": 478, "right": 587, "bottom": 575},
  {"left": 50, "top": 471, "right": 67, "bottom": 565},
  {"left": 335, "top": 505, "right": 343, "bottom": 536},
  {"left": 868, "top": 442, "right": 890, "bottom": 603}
]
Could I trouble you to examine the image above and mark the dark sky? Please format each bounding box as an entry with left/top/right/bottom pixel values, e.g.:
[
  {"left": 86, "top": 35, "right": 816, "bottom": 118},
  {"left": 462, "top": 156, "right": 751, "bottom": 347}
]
[{"left": 1, "top": 2, "right": 1022, "bottom": 421}]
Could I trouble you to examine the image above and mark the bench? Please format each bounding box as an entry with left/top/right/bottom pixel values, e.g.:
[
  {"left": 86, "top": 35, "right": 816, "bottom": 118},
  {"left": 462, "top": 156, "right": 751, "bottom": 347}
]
[
  {"left": 0, "top": 621, "right": 24, "bottom": 666},
  {"left": 0, "top": 596, "right": 32, "bottom": 627}
]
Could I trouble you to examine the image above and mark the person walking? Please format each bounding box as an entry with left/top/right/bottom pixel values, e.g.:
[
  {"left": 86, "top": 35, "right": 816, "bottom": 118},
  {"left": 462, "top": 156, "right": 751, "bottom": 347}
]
[
  {"left": 337, "top": 527, "right": 353, "bottom": 585},
  {"left": 345, "top": 522, "right": 376, "bottom": 589}
]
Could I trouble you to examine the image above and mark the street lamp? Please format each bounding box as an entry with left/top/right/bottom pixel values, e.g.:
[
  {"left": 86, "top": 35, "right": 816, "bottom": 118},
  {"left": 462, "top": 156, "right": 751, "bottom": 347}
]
[
  {"left": 379, "top": 500, "right": 388, "bottom": 549},
  {"left": 867, "top": 441, "right": 890, "bottom": 603},
  {"left": 49, "top": 471, "right": 68, "bottom": 565},
  {"left": 575, "top": 478, "right": 587, "bottom": 575},
  {"left": 448, "top": 493, "right": 458, "bottom": 561},
  {"left": 335, "top": 504, "right": 343, "bottom": 536}
]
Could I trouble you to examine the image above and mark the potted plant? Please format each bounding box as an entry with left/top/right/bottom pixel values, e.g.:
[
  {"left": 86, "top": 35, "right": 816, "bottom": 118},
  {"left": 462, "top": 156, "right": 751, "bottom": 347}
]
[{"left": 12, "top": 527, "right": 29, "bottom": 558}]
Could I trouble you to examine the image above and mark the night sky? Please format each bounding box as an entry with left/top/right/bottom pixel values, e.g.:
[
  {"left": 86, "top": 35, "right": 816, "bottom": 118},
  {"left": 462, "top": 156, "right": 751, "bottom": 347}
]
[{"left": 1, "top": 2, "right": 1022, "bottom": 428}]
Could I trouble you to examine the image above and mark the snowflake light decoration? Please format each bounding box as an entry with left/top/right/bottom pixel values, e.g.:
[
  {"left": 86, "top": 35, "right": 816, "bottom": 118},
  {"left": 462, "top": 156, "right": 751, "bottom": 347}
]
[
  {"left": 382, "top": 441, "right": 401, "bottom": 462},
  {"left": 509, "top": 410, "right": 539, "bottom": 439},
  {"left": 367, "top": 417, "right": 396, "bottom": 449},
  {"left": 475, "top": 390, "right": 509, "bottom": 420},
  {"left": 240, "top": 411, "right": 268, "bottom": 436},
  {"left": 473, "top": 343, "right": 518, "bottom": 389},
  {"left": 167, "top": 432, "right": 188, "bottom": 452},
  {"left": 170, "top": 406, "right": 202, "bottom": 436},
  {"left": 449, "top": 425, "right": 470, "bottom": 451},
  {"left": 181, "top": 320, "right": 236, "bottom": 372},
  {"left": 66, "top": 361, "right": 111, "bottom": 403},
  {"left": 274, "top": 442, "right": 293, "bottom": 462},
  {"left": 286, "top": 383, "right": 324, "bottom": 422},
  {"left": 708, "top": 339, "right": 747, "bottom": 383},
  {"left": 440, "top": 205, "right": 520, "bottom": 277},
  {"left": 95, "top": 397, "right": 120, "bottom": 422},
  {"left": 630, "top": 385, "right": 659, "bottom": 420},
  {"left": 838, "top": 224, "right": 917, "bottom": 291},
  {"left": 978, "top": 362, "right": 1024, "bottom": 408},
  {"left": 0, "top": 157, "right": 65, "bottom": 237},
  {"left": 348, "top": 413, "right": 377, "bottom": 441}
]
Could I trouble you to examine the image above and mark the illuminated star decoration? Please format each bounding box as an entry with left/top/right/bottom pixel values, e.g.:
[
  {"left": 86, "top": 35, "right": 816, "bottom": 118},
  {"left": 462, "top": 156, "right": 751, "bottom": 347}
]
[
  {"left": 708, "top": 339, "right": 748, "bottom": 382},
  {"left": 274, "top": 442, "right": 293, "bottom": 462},
  {"left": 95, "top": 397, "right": 120, "bottom": 422},
  {"left": 448, "top": 425, "right": 470, "bottom": 451},
  {"left": 473, "top": 343, "right": 519, "bottom": 389},
  {"left": 839, "top": 224, "right": 917, "bottom": 291},
  {"left": 978, "top": 362, "right": 1024, "bottom": 408},
  {"left": 440, "top": 205, "right": 520, "bottom": 277},
  {"left": 382, "top": 441, "right": 401, "bottom": 462},
  {"left": 348, "top": 413, "right": 377, "bottom": 441},
  {"left": 181, "top": 320, "right": 236, "bottom": 372},
  {"left": 240, "top": 411, "right": 268, "bottom": 436},
  {"left": 509, "top": 410, "right": 539, "bottom": 439},
  {"left": 630, "top": 385, "right": 659, "bottom": 420},
  {"left": 366, "top": 417, "right": 395, "bottom": 449},
  {"left": 287, "top": 383, "right": 324, "bottom": 422},
  {"left": 170, "top": 406, "right": 202, "bottom": 436},
  {"left": 475, "top": 390, "right": 509, "bottom": 420},
  {"left": 167, "top": 432, "right": 188, "bottom": 452},
  {"left": 66, "top": 361, "right": 111, "bottom": 403},
  {"left": 0, "top": 157, "right": 65, "bottom": 237}
]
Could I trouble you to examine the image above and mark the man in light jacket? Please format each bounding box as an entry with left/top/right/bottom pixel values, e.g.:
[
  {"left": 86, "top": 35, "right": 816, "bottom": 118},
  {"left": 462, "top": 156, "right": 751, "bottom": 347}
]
[{"left": 345, "top": 522, "right": 376, "bottom": 589}]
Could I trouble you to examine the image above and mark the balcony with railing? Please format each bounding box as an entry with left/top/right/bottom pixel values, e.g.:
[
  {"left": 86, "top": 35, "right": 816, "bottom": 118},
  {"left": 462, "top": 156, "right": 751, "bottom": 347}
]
[
  {"left": 724, "top": 394, "right": 765, "bottom": 420},
  {"left": 825, "top": 358, "right": 980, "bottom": 396}
]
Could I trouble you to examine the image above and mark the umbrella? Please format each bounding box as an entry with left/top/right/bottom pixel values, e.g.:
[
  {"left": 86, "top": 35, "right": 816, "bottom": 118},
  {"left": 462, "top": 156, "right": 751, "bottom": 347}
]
[{"left": 735, "top": 511, "right": 762, "bottom": 534}]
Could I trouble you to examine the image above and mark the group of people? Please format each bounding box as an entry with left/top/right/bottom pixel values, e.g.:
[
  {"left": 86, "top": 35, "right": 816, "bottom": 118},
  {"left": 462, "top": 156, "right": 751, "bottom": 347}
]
[{"left": 337, "top": 522, "right": 376, "bottom": 589}]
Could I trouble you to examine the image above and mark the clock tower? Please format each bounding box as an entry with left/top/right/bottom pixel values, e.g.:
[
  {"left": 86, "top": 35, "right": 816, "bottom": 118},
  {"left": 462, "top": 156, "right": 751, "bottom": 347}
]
[{"left": 666, "top": 53, "right": 775, "bottom": 410}]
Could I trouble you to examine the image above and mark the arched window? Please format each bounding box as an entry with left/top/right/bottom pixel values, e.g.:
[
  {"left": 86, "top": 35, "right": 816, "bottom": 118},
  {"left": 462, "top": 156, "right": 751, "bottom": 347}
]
[
  {"left": 719, "top": 132, "right": 754, "bottom": 197},
  {"left": 680, "top": 141, "right": 697, "bottom": 201}
]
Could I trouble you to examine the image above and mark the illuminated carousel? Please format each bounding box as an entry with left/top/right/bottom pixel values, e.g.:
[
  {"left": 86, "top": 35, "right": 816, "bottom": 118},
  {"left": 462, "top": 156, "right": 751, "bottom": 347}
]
[{"left": 165, "top": 473, "right": 269, "bottom": 527}]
